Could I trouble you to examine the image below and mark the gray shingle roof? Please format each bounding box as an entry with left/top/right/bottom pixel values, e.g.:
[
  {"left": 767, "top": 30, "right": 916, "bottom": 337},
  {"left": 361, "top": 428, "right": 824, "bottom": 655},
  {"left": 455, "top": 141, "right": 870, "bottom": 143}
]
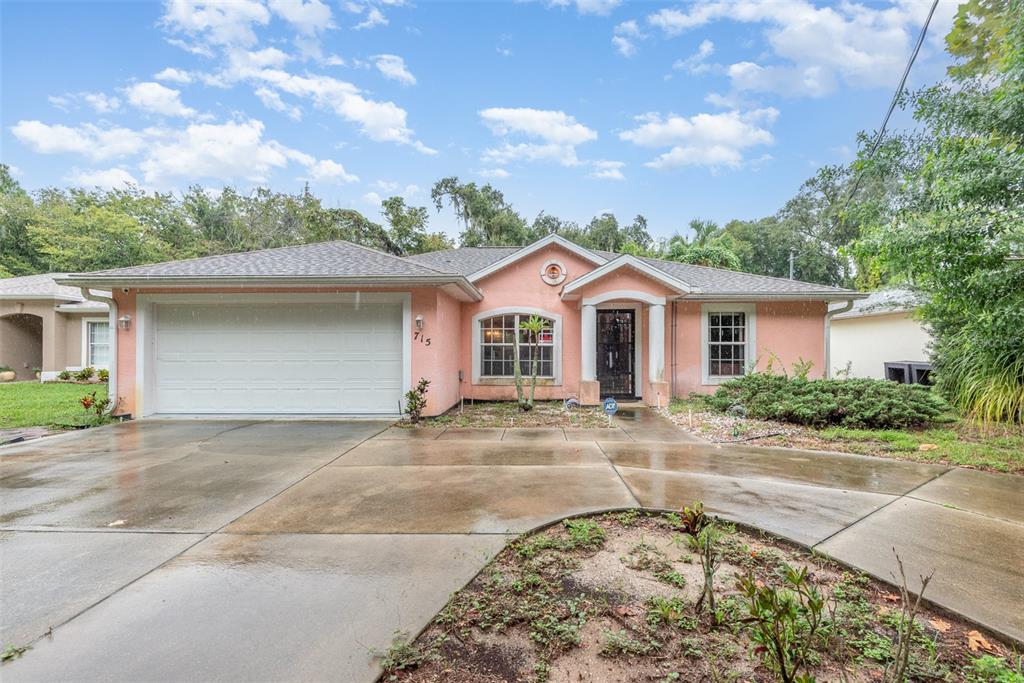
[
  {"left": 405, "top": 247, "right": 520, "bottom": 276},
  {"left": 69, "top": 241, "right": 452, "bottom": 280},
  {"left": 406, "top": 245, "right": 859, "bottom": 298},
  {"left": 0, "top": 273, "right": 107, "bottom": 301},
  {"left": 637, "top": 256, "right": 856, "bottom": 297}
]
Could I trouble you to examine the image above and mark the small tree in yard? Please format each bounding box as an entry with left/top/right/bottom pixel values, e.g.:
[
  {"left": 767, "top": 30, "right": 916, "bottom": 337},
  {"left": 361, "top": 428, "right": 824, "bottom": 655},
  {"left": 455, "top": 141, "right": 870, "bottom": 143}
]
[
  {"left": 676, "top": 501, "right": 721, "bottom": 615},
  {"left": 404, "top": 378, "right": 430, "bottom": 424},
  {"left": 515, "top": 315, "right": 550, "bottom": 412}
]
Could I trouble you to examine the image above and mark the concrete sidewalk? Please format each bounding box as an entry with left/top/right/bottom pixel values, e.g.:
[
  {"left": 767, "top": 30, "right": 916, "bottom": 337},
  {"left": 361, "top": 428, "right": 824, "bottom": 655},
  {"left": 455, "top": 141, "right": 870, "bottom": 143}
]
[{"left": 2, "top": 411, "right": 1021, "bottom": 682}]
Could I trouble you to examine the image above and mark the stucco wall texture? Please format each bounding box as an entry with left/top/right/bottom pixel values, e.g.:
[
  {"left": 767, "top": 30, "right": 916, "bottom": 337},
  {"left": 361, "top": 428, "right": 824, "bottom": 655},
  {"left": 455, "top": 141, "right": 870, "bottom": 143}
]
[{"left": 107, "top": 245, "right": 829, "bottom": 417}]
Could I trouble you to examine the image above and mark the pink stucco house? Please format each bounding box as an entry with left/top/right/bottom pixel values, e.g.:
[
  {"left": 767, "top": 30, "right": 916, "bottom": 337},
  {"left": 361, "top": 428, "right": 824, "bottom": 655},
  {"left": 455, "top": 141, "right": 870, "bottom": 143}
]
[{"left": 59, "top": 235, "right": 863, "bottom": 418}]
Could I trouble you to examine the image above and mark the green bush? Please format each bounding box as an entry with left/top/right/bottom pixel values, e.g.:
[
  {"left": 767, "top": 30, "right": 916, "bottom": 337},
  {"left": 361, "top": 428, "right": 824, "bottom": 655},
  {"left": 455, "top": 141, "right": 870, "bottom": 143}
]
[
  {"left": 97, "top": 368, "right": 109, "bottom": 382},
  {"left": 703, "top": 374, "right": 945, "bottom": 429},
  {"left": 57, "top": 370, "right": 72, "bottom": 381},
  {"left": 74, "top": 366, "right": 95, "bottom": 382}
]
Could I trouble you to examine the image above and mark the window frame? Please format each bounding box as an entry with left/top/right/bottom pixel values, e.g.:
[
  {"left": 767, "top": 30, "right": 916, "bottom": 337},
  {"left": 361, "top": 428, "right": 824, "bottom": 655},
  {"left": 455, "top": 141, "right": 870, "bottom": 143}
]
[
  {"left": 700, "top": 303, "right": 756, "bottom": 385},
  {"left": 82, "top": 317, "right": 111, "bottom": 369},
  {"left": 471, "top": 308, "right": 562, "bottom": 386}
]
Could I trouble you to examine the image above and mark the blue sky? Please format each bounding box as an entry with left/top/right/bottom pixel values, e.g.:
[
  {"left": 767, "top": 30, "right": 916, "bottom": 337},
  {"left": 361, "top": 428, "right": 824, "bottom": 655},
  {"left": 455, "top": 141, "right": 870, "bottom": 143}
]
[{"left": 1, "top": 0, "right": 956, "bottom": 241}]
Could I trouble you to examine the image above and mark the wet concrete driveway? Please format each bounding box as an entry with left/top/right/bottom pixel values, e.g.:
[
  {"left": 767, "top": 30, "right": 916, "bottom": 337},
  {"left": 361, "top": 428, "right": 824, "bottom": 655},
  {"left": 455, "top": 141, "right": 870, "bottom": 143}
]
[{"left": 2, "top": 412, "right": 1022, "bottom": 681}]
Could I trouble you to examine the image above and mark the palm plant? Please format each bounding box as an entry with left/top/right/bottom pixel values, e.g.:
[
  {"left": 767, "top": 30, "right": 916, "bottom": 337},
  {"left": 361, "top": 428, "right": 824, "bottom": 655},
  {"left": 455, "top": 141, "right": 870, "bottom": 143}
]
[{"left": 515, "top": 315, "right": 550, "bottom": 412}]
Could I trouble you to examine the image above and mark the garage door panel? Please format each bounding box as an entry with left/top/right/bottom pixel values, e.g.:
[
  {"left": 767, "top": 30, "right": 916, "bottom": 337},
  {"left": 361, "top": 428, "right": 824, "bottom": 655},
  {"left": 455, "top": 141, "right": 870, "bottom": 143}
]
[{"left": 152, "top": 301, "right": 404, "bottom": 414}]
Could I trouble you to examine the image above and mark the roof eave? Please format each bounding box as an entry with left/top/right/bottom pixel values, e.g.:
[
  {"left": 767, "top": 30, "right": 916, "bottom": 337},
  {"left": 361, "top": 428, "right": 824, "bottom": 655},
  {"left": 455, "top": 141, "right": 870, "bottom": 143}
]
[
  {"left": 466, "top": 234, "right": 608, "bottom": 283},
  {"left": 57, "top": 275, "right": 484, "bottom": 302},
  {"left": 680, "top": 292, "right": 869, "bottom": 302},
  {"left": 560, "top": 255, "right": 697, "bottom": 299}
]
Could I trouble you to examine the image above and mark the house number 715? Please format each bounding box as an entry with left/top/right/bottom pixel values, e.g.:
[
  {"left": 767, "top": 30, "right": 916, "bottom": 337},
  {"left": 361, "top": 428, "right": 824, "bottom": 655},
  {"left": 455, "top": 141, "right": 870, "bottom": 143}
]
[{"left": 413, "top": 331, "right": 432, "bottom": 346}]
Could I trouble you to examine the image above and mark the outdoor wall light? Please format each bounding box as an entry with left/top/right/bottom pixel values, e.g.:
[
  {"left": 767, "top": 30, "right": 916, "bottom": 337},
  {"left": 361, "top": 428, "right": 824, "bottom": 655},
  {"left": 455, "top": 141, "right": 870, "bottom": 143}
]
[
  {"left": 118, "top": 314, "right": 132, "bottom": 331},
  {"left": 415, "top": 314, "right": 424, "bottom": 331}
]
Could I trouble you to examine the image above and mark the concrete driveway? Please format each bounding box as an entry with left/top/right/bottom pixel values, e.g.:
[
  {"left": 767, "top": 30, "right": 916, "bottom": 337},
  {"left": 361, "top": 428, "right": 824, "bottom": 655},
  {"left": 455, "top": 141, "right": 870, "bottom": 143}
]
[{"left": 2, "top": 411, "right": 1021, "bottom": 681}]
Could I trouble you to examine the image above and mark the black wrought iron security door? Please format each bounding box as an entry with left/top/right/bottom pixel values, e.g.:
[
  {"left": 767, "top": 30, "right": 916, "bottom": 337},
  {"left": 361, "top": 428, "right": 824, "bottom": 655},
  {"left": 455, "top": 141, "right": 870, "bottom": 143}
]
[{"left": 596, "top": 309, "right": 634, "bottom": 397}]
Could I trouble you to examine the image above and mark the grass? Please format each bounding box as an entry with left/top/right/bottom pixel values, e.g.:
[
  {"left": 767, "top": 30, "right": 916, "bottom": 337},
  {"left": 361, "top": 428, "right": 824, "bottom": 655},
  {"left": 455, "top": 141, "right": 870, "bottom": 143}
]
[
  {"left": 0, "top": 382, "right": 108, "bottom": 429},
  {"left": 668, "top": 396, "right": 1024, "bottom": 474}
]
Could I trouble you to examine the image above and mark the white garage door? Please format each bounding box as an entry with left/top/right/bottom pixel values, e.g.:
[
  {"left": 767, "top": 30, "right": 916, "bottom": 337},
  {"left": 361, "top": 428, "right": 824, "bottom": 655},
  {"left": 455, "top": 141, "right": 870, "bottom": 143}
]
[{"left": 151, "top": 301, "right": 404, "bottom": 414}]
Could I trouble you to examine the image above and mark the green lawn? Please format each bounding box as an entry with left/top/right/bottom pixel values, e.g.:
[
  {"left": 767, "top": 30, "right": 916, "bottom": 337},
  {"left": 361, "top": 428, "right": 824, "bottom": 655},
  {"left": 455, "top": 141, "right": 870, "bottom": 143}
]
[{"left": 0, "top": 382, "right": 109, "bottom": 429}]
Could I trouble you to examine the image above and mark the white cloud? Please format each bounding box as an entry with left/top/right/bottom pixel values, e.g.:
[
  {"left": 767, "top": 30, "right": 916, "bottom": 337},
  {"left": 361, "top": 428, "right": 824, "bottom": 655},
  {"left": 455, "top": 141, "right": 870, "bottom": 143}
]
[
  {"left": 267, "top": 0, "right": 334, "bottom": 34},
  {"left": 370, "top": 180, "right": 419, "bottom": 197},
  {"left": 482, "top": 142, "right": 581, "bottom": 167},
  {"left": 124, "top": 82, "right": 197, "bottom": 118},
  {"left": 11, "top": 121, "right": 146, "bottom": 161},
  {"left": 155, "top": 67, "right": 194, "bottom": 84},
  {"left": 354, "top": 7, "right": 388, "bottom": 29},
  {"left": 362, "top": 191, "right": 383, "bottom": 205},
  {"left": 138, "top": 118, "right": 322, "bottom": 184},
  {"left": 66, "top": 167, "right": 141, "bottom": 189},
  {"left": 162, "top": 0, "right": 270, "bottom": 48},
  {"left": 673, "top": 39, "right": 715, "bottom": 74},
  {"left": 479, "top": 168, "right": 510, "bottom": 179},
  {"left": 373, "top": 54, "right": 416, "bottom": 85},
  {"left": 574, "top": 0, "right": 621, "bottom": 15},
  {"left": 620, "top": 108, "right": 778, "bottom": 169},
  {"left": 305, "top": 159, "right": 358, "bottom": 183},
  {"left": 243, "top": 68, "right": 432, "bottom": 150},
  {"left": 479, "top": 107, "right": 597, "bottom": 170},
  {"left": 48, "top": 92, "right": 121, "bottom": 113},
  {"left": 646, "top": 0, "right": 957, "bottom": 97},
  {"left": 612, "top": 20, "right": 644, "bottom": 57},
  {"left": 588, "top": 160, "right": 625, "bottom": 180},
  {"left": 254, "top": 86, "right": 302, "bottom": 120},
  {"left": 479, "top": 107, "right": 596, "bottom": 146}
]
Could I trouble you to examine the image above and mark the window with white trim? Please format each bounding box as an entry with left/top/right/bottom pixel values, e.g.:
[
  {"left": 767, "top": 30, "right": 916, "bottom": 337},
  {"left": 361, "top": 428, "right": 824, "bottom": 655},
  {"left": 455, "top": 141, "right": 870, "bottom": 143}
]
[
  {"left": 707, "top": 312, "right": 746, "bottom": 377},
  {"left": 86, "top": 320, "right": 110, "bottom": 367},
  {"left": 479, "top": 314, "right": 555, "bottom": 378}
]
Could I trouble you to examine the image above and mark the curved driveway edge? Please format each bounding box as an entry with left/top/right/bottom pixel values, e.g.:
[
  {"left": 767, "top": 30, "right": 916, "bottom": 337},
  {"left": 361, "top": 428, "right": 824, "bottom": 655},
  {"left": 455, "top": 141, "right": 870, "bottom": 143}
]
[{"left": 2, "top": 410, "right": 1021, "bottom": 682}]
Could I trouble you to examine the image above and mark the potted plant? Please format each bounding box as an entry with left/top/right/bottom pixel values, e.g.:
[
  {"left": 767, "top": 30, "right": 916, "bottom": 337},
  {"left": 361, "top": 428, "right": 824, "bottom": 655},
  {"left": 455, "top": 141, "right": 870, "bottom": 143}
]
[
  {"left": 33, "top": 367, "right": 41, "bottom": 380},
  {"left": 0, "top": 366, "right": 15, "bottom": 382}
]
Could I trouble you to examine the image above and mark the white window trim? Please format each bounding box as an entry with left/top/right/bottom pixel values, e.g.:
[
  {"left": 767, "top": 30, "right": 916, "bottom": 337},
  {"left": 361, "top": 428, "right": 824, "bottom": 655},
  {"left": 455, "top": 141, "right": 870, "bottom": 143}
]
[
  {"left": 595, "top": 302, "right": 644, "bottom": 398},
  {"left": 700, "top": 303, "right": 756, "bottom": 385},
  {"left": 134, "top": 292, "right": 412, "bottom": 418},
  {"left": 471, "top": 307, "right": 563, "bottom": 385},
  {"left": 81, "top": 317, "right": 111, "bottom": 369}
]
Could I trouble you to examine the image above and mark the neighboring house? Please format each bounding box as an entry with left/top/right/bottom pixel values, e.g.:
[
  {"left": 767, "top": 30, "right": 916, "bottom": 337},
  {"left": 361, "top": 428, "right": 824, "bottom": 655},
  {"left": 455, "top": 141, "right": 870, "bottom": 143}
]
[
  {"left": 59, "top": 235, "right": 863, "bottom": 418},
  {"left": 0, "top": 274, "right": 111, "bottom": 381},
  {"left": 829, "top": 288, "right": 932, "bottom": 382}
]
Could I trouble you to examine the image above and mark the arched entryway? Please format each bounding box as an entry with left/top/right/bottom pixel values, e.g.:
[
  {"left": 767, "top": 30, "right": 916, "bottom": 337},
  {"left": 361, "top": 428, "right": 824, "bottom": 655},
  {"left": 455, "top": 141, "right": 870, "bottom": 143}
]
[{"left": 0, "top": 313, "right": 43, "bottom": 380}]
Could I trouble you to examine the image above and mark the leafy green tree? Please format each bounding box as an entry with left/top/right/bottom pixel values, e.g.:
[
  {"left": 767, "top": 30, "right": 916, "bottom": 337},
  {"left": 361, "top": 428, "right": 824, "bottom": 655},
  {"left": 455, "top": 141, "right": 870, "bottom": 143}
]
[
  {"left": 857, "top": 0, "right": 1024, "bottom": 422},
  {"left": 379, "top": 196, "right": 453, "bottom": 255},
  {"left": 430, "top": 176, "right": 530, "bottom": 246},
  {"left": 946, "top": 0, "right": 1013, "bottom": 77},
  {"left": 0, "top": 165, "right": 44, "bottom": 276},
  {"left": 662, "top": 219, "right": 742, "bottom": 270}
]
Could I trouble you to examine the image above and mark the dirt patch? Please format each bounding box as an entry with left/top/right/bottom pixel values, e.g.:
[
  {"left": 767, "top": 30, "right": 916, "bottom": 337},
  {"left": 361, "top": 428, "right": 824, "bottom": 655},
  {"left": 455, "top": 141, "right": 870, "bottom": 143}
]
[
  {"left": 380, "top": 512, "right": 1021, "bottom": 682},
  {"left": 402, "top": 400, "right": 611, "bottom": 430}
]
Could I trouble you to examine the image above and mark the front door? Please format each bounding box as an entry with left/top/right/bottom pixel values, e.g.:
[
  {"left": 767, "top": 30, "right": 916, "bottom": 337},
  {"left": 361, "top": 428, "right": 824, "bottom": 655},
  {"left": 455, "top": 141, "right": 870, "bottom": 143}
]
[{"left": 596, "top": 309, "right": 634, "bottom": 397}]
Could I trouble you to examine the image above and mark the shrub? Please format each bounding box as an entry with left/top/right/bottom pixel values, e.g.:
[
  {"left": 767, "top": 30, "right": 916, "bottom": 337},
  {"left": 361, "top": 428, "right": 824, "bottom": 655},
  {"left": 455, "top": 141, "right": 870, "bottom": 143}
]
[
  {"left": 74, "top": 366, "right": 95, "bottom": 382},
  {"left": 703, "top": 374, "right": 945, "bottom": 429},
  {"left": 403, "top": 377, "right": 430, "bottom": 424},
  {"left": 97, "top": 368, "right": 109, "bottom": 382},
  {"left": 58, "top": 370, "right": 72, "bottom": 381}
]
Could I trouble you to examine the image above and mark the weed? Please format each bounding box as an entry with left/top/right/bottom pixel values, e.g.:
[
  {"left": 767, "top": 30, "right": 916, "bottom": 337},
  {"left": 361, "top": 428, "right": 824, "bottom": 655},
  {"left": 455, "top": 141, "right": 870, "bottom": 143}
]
[
  {"left": 674, "top": 501, "right": 721, "bottom": 615},
  {"left": 964, "top": 655, "right": 1024, "bottom": 683},
  {"left": 1, "top": 645, "right": 29, "bottom": 662},
  {"left": 563, "top": 518, "right": 606, "bottom": 549},
  {"left": 646, "top": 596, "right": 694, "bottom": 630},
  {"left": 611, "top": 508, "right": 641, "bottom": 526},
  {"left": 375, "top": 630, "right": 426, "bottom": 677},
  {"left": 654, "top": 568, "right": 687, "bottom": 589},
  {"left": 600, "top": 629, "right": 661, "bottom": 657},
  {"left": 529, "top": 599, "right": 587, "bottom": 650}
]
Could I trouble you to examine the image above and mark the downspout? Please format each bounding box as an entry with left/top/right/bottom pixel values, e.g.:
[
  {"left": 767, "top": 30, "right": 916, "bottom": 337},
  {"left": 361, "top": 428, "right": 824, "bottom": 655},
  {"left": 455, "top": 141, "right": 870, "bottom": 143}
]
[
  {"left": 824, "top": 300, "right": 854, "bottom": 379},
  {"left": 80, "top": 288, "right": 117, "bottom": 415}
]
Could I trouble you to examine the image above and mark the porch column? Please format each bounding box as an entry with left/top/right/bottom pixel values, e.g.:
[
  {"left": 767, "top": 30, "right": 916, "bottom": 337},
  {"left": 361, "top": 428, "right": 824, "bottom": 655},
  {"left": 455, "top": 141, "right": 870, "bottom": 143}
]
[
  {"left": 648, "top": 303, "right": 665, "bottom": 383},
  {"left": 581, "top": 304, "right": 596, "bottom": 381}
]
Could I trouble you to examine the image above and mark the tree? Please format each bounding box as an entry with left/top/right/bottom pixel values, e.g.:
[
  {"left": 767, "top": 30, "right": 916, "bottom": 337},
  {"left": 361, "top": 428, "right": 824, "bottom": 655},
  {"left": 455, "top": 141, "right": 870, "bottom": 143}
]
[
  {"left": 515, "top": 315, "right": 550, "bottom": 412},
  {"left": 379, "top": 196, "right": 453, "bottom": 255},
  {"left": 946, "top": 0, "right": 1013, "bottom": 77},
  {"left": 857, "top": 0, "right": 1024, "bottom": 422},
  {"left": 662, "top": 218, "right": 742, "bottom": 270},
  {"left": 0, "top": 165, "right": 43, "bottom": 276},
  {"left": 430, "top": 176, "right": 530, "bottom": 246}
]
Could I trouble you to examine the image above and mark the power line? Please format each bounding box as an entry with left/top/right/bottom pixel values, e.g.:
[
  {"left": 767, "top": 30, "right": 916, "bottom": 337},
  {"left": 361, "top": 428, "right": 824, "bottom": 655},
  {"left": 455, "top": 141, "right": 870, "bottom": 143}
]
[{"left": 837, "top": 0, "right": 940, "bottom": 216}]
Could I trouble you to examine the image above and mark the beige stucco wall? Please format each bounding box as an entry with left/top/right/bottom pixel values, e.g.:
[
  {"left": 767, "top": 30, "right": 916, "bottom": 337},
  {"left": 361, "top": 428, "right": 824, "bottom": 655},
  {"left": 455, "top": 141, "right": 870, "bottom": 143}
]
[
  {"left": 0, "top": 300, "right": 101, "bottom": 380},
  {"left": 830, "top": 312, "right": 931, "bottom": 379}
]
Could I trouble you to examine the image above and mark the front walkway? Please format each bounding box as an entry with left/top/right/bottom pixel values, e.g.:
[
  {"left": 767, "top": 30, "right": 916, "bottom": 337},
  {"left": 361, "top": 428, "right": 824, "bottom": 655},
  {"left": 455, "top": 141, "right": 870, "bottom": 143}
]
[{"left": 1, "top": 410, "right": 1021, "bottom": 682}]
